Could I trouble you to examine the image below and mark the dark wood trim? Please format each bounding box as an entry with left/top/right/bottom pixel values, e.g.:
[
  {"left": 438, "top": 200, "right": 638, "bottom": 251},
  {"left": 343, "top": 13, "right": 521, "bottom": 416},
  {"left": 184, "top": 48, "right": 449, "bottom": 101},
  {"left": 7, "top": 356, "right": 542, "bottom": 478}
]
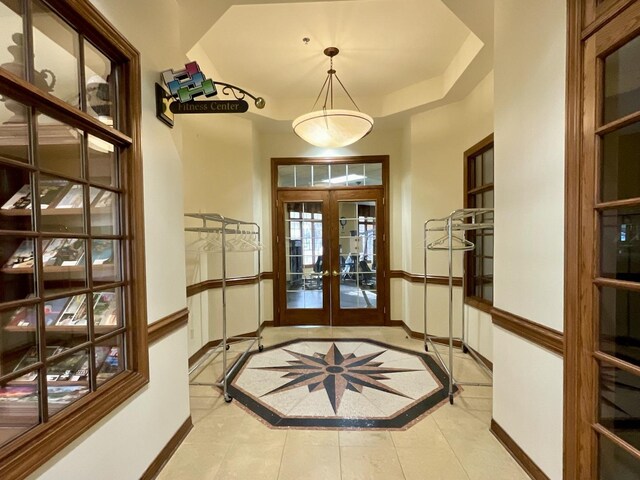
[
  {"left": 491, "top": 419, "right": 550, "bottom": 480},
  {"left": 593, "top": 423, "right": 640, "bottom": 461},
  {"left": 393, "top": 320, "right": 493, "bottom": 371},
  {"left": 564, "top": 0, "right": 583, "bottom": 478},
  {"left": 186, "top": 272, "right": 273, "bottom": 297},
  {"left": 492, "top": 307, "right": 564, "bottom": 356},
  {"left": 389, "top": 270, "right": 463, "bottom": 287},
  {"left": 148, "top": 308, "right": 189, "bottom": 344},
  {"left": 464, "top": 296, "right": 492, "bottom": 314},
  {"left": 140, "top": 416, "right": 193, "bottom": 480},
  {"left": 582, "top": 0, "right": 637, "bottom": 39}
]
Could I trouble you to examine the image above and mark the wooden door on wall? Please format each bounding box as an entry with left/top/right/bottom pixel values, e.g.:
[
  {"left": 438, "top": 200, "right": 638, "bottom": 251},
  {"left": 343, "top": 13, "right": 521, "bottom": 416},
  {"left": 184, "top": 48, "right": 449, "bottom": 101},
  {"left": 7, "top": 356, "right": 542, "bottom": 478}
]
[{"left": 272, "top": 156, "right": 389, "bottom": 327}]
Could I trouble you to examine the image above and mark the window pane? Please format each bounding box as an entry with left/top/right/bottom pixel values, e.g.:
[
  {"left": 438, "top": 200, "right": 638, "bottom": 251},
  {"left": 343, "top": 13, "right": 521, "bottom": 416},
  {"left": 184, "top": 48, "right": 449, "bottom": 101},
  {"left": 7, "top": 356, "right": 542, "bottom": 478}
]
[
  {"left": 330, "top": 164, "right": 346, "bottom": 186},
  {"left": 483, "top": 190, "right": 494, "bottom": 209},
  {"left": 0, "top": 164, "right": 33, "bottom": 230},
  {"left": 96, "top": 336, "right": 124, "bottom": 386},
  {"left": 601, "top": 122, "right": 640, "bottom": 202},
  {"left": 32, "top": 0, "right": 79, "bottom": 108},
  {"left": 0, "top": 383, "right": 41, "bottom": 448},
  {"left": 0, "top": 236, "right": 36, "bottom": 303},
  {"left": 91, "top": 189, "right": 118, "bottom": 236},
  {"left": 40, "top": 177, "right": 85, "bottom": 234},
  {"left": 599, "top": 364, "right": 640, "bottom": 451},
  {"left": 599, "top": 434, "right": 640, "bottom": 480},
  {"left": 45, "top": 294, "right": 88, "bottom": 349},
  {"left": 600, "top": 287, "right": 640, "bottom": 367},
  {"left": 604, "top": 35, "right": 640, "bottom": 124},
  {"left": 600, "top": 207, "right": 640, "bottom": 282},
  {"left": 0, "top": 96, "right": 29, "bottom": 159},
  {"left": 42, "top": 237, "right": 87, "bottom": 295},
  {"left": 278, "top": 165, "right": 295, "bottom": 187},
  {"left": 295, "top": 164, "right": 312, "bottom": 187},
  {"left": 475, "top": 155, "right": 482, "bottom": 187},
  {"left": 347, "top": 164, "right": 365, "bottom": 186},
  {"left": 37, "top": 115, "right": 82, "bottom": 179},
  {"left": 88, "top": 136, "right": 117, "bottom": 187},
  {"left": 1, "top": 304, "right": 38, "bottom": 379},
  {"left": 92, "top": 239, "right": 120, "bottom": 286},
  {"left": 483, "top": 149, "right": 494, "bottom": 185},
  {"left": 84, "top": 42, "right": 115, "bottom": 126},
  {"left": 46, "top": 349, "right": 90, "bottom": 416},
  {"left": 312, "top": 165, "right": 329, "bottom": 185},
  {"left": 364, "top": 163, "right": 383, "bottom": 186},
  {"left": 474, "top": 193, "right": 483, "bottom": 209},
  {"left": 0, "top": 1, "right": 25, "bottom": 80},
  {"left": 93, "top": 288, "right": 123, "bottom": 337}
]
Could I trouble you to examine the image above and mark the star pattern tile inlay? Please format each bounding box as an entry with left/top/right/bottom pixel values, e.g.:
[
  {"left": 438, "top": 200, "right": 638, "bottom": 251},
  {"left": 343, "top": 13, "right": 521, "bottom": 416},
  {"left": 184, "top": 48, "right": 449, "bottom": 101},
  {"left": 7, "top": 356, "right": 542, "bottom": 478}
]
[{"left": 253, "top": 343, "right": 419, "bottom": 413}]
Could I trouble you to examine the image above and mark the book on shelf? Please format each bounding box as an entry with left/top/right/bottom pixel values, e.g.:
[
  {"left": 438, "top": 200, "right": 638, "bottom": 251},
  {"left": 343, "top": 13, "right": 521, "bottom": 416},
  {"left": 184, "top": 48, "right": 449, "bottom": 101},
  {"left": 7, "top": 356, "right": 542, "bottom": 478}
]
[
  {"left": 45, "top": 349, "right": 90, "bottom": 382},
  {"left": 91, "top": 239, "right": 113, "bottom": 265},
  {"left": 1, "top": 180, "right": 68, "bottom": 211},
  {"left": 13, "top": 346, "right": 67, "bottom": 382},
  {"left": 93, "top": 190, "right": 113, "bottom": 209},
  {"left": 55, "top": 184, "right": 84, "bottom": 209},
  {"left": 42, "top": 238, "right": 85, "bottom": 267},
  {"left": 92, "top": 292, "right": 118, "bottom": 326},
  {"left": 55, "top": 295, "right": 88, "bottom": 326},
  {"left": 8, "top": 296, "right": 71, "bottom": 327},
  {"left": 2, "top": 239, "right": 36, "bottom": 269}
]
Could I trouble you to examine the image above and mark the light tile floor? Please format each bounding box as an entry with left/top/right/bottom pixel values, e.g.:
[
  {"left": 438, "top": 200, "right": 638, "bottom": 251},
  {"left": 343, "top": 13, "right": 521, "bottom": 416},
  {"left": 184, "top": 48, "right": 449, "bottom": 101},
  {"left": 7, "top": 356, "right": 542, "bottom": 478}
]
[{"left": 157, "top": 327, "right": 529, "bottom": 480}]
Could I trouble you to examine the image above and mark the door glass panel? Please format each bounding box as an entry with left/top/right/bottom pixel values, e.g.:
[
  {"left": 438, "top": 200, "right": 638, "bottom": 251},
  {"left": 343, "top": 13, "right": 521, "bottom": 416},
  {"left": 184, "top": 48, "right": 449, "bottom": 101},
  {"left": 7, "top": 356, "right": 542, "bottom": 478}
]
[
  {"left": 599, "top": 363, "right": 640, "bottom": 452},
  {"left": 604, "top": 35, "right": 640, "bottom": 124},
  {"left": 284, "top": 202, "right": 323, "bottom": 309},
  {"left": 600, "top": 287, "right": 640, "bottom": 366},
  {"left": 600, "top": 206, "right": 640, "bottom": 282},
  {"left": 339, "top": 200, "right": 376, "bottom": 309},
  {"left": 599, "top": 434, "right": 640, "bottom": 479},
  {"left": 601, "top": 122, "right": 640, "bottom": 202}
]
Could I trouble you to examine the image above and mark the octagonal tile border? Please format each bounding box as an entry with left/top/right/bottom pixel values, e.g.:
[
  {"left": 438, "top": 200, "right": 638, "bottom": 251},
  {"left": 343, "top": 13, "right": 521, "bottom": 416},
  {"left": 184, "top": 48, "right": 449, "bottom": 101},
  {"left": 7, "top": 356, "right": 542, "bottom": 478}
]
[{"left": 226, "top": 338, "right": 459, "bottom": 430}]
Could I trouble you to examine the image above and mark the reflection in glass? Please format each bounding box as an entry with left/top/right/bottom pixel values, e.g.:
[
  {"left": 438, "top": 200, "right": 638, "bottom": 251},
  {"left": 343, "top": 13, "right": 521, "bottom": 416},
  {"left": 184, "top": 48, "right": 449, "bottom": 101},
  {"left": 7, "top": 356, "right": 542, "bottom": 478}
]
[
  {"left": 42, "top": 237, "right": 87, "bottom": 295},
  {"left": 277, "top": 165, "right": 295, "bottom": 187},
  {"left": 96, "top": 335, "right": 124, "bottom": 386},
  {"left": 313, "top": 165, "right": 329, "bottom": 185},
  {"left": 599, "top": 364, "right": 640, "bottom": 451},
  {"left": 0, "top": 383, "right": 40, "bottom": 448},
  {"left": 0, "top": 1, "right": 25, "bottom": 81},
  {"left": 88, "top": 135, "right": 117, "bottom": 187},
  {"left": 339, "top": 201, "right": 376, "bottom": 309},
  {"left": 599, "top": 434, "right": 640, "bottom": 480},
  {"left": 44, "top": 294, "right": 88, "bottom": 348},
  {"left": 46, "top": 349, "right": 90, "bottom": 416},
  {"left": 0, "top": 97, "right": 29, "bottom": 160},
  {"left": 364, "top": 163, "right": 383, "bottom": 185},
  {"left": 601, "top": 122, "right": 640, "bottom": 202},
  {"left": 32, "top": 0, "right": 79, "bottom": 107},
  {"left": 295, "top": 164, "right": 312, "bottom": 187},
  {"left": 84, "top": 42, "right": 115, "bottom": 125},
  {"left": 93, "top": 288, "right": 122, "bottom": 336},
  {"left": 0, "top": 164, "right": 33, "bottom": 231},
  {"left": 483, "top": 149, "right": 494, "bottom": 185},
  {"left": 90, "top": 189, "right": 119, "bottom": 235},
  {"left": 285, "top": 202, "right": 323, "bottom": 309},
  {"left": 40, "top": 176, "right": 85, "bottom": 234},
  {"left": 604, "top": 35, "right": 640, "bottom": 124},
  {"left": 330, "top": 164, "right": 346, "bottom": 185},
  {"left": 92, "top": 239, "right": 120, "bottom": 285},
  {"left": 600, "top": 207, "right": 640, "bottom": 282},
  {"left": 1, "top": 304, "right": 37, "bottom": 383},
  {"left": 600, "top": 287, "right": 640, "bottom": 366},
  {"left": 37, "top": 115, "right": 82, "bottom": 178},
  {"left": 0, "top": 236, "right": 36, "bottom": 303},
  {"left": 347, "top": 164, "right": 365, "bottom": 186}
]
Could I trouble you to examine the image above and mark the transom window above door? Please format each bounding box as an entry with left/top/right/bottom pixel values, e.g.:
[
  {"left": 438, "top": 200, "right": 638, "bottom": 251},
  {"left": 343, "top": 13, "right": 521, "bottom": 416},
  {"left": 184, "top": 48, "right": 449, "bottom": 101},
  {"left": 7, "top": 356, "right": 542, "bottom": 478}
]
[{"left": 278, "top": 163, "right": 382, "bottom": 187}]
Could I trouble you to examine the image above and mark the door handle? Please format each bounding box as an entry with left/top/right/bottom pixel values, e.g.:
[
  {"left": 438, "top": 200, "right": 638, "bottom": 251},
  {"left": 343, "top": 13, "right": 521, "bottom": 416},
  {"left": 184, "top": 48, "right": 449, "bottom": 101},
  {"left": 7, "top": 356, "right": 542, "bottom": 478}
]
[
  {"left": 322, "top": 270, "right": 329, "bottom": 277},
  {"left": 332, "top": 270, "right": 340, "bottom": 277}
]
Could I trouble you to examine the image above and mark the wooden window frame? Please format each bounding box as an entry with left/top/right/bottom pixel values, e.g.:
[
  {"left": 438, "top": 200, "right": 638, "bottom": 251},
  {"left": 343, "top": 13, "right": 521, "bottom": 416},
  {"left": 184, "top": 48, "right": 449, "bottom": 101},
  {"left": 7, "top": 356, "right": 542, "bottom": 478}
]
[
  {"left": 0, "top": 1, "right": 147, "bottom": 479},
  {"left": 463, "top": 134, "right": 494, "bottom": 314},
  {"left": 566, "top": 1, "right": 640, "bottom": 478}
]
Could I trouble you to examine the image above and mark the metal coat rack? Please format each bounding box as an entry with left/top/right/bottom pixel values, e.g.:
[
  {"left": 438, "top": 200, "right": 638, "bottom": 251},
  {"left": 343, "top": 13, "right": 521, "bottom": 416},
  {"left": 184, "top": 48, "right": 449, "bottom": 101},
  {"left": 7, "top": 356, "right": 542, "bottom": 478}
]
[
  {"left": 185, "top": 213, "right": 263, "bottom": 403},
  {"left": 423, "top": 208, "right": 494, "bottom": 404}
]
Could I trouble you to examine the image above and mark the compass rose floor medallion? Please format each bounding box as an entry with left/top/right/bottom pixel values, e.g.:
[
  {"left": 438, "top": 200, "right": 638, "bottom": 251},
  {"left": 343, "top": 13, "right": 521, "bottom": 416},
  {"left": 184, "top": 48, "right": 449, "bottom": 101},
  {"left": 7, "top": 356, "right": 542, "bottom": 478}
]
[{"left": 227, "top": 338, "right": 458, "bottom": 429}]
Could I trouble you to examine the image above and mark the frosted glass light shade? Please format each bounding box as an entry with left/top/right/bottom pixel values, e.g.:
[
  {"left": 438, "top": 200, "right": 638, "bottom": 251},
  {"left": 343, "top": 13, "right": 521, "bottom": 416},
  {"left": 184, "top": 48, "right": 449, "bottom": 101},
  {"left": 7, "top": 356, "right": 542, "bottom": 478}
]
[{"left": 292, "top": 109, "right": 374, "bottom": 148}]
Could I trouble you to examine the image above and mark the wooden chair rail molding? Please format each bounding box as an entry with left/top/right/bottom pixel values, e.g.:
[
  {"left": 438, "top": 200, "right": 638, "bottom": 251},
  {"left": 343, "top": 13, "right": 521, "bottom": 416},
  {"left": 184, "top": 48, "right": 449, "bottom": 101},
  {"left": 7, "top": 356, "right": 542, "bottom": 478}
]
[
  {"left": 148, "top": 308, "right": 189, "bottom": 344},
  {"left": 186, "top": 272, "right": 274, "bottom": 297},
  {"left": 491, "top": 307, "right": 564, "bottom": 356},
  {"left": 389, "top": 270, "right": 463, "bottom": 287}
]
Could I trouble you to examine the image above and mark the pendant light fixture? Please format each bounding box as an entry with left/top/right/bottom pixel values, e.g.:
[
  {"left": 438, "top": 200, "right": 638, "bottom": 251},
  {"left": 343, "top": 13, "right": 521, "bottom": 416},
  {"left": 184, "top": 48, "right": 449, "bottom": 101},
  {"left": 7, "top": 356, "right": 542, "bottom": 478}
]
[{"left": 292, "top": 47, "right": 373, "bottom": 148}]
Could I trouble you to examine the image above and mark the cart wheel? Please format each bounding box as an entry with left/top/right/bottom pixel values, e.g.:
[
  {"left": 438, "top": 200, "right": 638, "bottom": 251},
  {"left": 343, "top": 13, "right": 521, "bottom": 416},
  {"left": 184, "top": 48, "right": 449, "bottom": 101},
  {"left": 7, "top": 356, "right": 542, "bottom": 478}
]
[
  {"left": 449, "top": 394, "right": 454, "bottom": 405},
  {"left": 258, "top": 345, "right": 264, "bottom": 352},
  {"left": 462, "top": 345, "right": 468, "bottom": 354},
  {"left": 424, "top": 345, "right": 429, "bottom": 352},
  {"left": 224, "top": 394, "right": 233, "bottom": 403}
]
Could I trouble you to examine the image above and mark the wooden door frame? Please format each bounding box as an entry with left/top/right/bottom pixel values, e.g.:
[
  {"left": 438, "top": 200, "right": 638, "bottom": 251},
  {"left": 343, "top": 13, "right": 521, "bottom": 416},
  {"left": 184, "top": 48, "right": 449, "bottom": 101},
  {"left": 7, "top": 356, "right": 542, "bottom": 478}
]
[
  {"left": 271, "top": 155, "right": 390, "bottom": 327},
  {"left": 565, "top": 1, "right": 640, "bottom": 477}
]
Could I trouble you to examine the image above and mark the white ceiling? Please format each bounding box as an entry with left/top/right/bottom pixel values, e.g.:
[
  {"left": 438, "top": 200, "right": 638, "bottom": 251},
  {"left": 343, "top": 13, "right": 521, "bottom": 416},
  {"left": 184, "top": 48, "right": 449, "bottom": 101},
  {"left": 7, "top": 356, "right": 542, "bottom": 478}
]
[{"left": 182, "top": 0, "right": 494, "bottom": 127}]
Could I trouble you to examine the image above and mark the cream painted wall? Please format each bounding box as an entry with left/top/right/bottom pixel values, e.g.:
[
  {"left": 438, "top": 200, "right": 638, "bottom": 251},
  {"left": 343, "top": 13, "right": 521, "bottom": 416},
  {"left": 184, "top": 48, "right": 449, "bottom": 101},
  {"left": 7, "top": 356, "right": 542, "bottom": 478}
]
[
  {"left": 31, "top": 1, "right": 191, "bottom": 478},
  {"left": 403, "top": 71, "right": 493, "bottom": 360},
  {"left": 493, "top": 0, "right": 566, "bottom": 478}
]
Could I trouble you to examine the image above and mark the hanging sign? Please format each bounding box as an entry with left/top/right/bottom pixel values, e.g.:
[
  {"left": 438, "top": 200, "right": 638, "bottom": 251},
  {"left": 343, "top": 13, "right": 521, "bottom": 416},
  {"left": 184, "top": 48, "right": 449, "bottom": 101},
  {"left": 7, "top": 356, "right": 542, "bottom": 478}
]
[
  {"left": 169, "top": 99, "right": 249, "bottom": 114},
  {"left": 155, "top": 61, "right": 265, "bottom": 127}
]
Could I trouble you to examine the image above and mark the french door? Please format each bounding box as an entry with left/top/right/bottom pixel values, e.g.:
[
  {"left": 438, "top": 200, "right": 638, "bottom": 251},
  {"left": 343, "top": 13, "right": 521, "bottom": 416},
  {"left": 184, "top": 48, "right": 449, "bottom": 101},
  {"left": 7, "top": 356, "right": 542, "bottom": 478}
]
[{"left": 275, "top": 188, "right": 386, "bottom": 326}]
